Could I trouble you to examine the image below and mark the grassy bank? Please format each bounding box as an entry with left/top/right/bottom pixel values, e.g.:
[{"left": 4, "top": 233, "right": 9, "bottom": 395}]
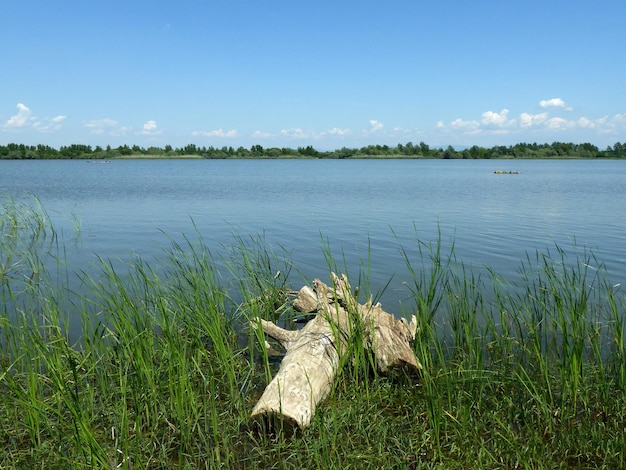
[{"left": 1, "top": 199, "right": 624, "bottom": 468}]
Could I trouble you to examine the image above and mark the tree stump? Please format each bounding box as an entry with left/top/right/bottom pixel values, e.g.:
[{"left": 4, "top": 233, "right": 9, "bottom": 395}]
[{"left": 250, "top": 273, "right": 420, "bottom": 431}]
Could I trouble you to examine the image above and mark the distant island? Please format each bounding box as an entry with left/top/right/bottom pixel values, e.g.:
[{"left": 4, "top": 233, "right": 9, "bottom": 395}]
[{"left": 1, "top": 141, "right": 625, "bottom": 160}]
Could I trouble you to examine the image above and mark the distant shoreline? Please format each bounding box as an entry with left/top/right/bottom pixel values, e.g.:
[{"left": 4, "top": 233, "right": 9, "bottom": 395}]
[
  {"left": 2, "top": 156, "right": 623, "bottom": 161},
  {"left": 2, "top": 140, "right": 625, "bottom": 160},
  {"left": 8, "top": 154, "right": 622, "bottom": 161}
]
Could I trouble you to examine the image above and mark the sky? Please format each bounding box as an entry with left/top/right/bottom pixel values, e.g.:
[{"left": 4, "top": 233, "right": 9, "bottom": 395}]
[{"left": 1, "top": 0, "right": 625, "bottom": 150}]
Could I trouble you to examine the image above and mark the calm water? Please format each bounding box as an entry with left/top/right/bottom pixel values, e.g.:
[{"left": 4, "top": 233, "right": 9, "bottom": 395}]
[{"left": 2, "top": 158, "right": 625, "bottom": 322}]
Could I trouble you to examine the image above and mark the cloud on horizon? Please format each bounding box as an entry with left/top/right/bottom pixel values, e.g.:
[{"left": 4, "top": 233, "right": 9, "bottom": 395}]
[
  {"left": 3, "top": 103, "right": 66, "bottom": 132},
  {"left": 481, "top": 109, "right": 515, "bottom": 128},
  {"left": 520, "top": 112, "right": 548, "bottom": 128},
  {"left": 83, "top": 118, "right": 130, "bottom": 136},
  {"left": 4, "top": 103, "right": 33, "bottom": 128},
  {"left": 34, "top": 115, "right": 67, "bottom": 133},
  {"left": 140, "top": 120, "right": 163, "bottom": 136},
  {"left": 439, "top": 98, "right": 626, "bottom": 140},
  {"left": 191, "top": 128, "right": 238, "bottom": 138},
  {"left": 367, "top": 119, "right": 384, "bottom": 134},
  {"left": 323, "top": 127, "right": 351, "bottom": 137},
  {"left": 251, "top": 126, "right": 352, "bottom": 141},
  {"left": 4, "top": 99, "right": 624, "bottom": 148},
  {"left": 251, "top": 130, "right": 273, "bottom": 139},
  {"left": 280, "top": 128, "right": 312, "bottom": 139}
]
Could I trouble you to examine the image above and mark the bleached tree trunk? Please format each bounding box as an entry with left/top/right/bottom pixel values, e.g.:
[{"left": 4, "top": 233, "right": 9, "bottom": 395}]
[{"left": 250, "top": 273, "right": 420, "bottom": 431}]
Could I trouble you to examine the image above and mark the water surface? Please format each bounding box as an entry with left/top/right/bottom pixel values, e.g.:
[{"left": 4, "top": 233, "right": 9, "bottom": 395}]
[{"left": 2, "top": 158, "right": 625, "bottom": 322}]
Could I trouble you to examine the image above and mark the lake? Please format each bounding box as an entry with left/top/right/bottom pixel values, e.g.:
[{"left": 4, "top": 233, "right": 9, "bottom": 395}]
[{"left": 1, "top": 158, "right": 625, "bottom": 328}]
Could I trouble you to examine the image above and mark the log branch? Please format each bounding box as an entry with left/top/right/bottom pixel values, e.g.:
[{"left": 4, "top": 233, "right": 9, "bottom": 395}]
[
  {"left": 252, "top": 318, "right": 299, "bottom": 350},
  {"left": 250, "top": 273, "right": 421, "bottom": 431}
]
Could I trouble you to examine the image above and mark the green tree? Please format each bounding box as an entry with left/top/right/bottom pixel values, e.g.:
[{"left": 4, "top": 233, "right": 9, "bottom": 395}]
[
  {"left": 297, "top": 145, "right": 318, "bottom": 157},
  {"left": 117, "top": 145, "right": 132, "bottom": 156},
  {"left": 250, "top": 144, "right": 264, "bottom": 157},
  {"left": 442, "top": 145, "right": 458, "bottom": 159}
]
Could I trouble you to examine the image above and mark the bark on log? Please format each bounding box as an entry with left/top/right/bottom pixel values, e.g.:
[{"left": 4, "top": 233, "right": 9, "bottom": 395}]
[{"left": 250, "top": 273, "right": 420, "bottom": 431}]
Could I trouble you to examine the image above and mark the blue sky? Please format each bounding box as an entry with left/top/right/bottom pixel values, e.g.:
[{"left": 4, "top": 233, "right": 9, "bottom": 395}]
[{"left": 2, "top": 0, "right": 625, "bottom": 150}]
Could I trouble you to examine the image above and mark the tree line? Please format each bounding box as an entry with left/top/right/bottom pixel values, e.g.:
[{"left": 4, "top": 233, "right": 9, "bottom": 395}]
[{"left": 1, "top": 141, "right": 626, "bottom": 160}]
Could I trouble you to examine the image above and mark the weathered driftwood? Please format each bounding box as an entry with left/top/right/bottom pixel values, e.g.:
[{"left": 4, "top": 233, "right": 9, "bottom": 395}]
[{"left": 250, "top": 273, "right": 420, "bottom": 431}]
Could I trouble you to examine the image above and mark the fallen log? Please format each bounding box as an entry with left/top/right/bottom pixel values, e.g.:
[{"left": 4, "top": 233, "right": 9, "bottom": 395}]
[{"left": 250, "top": 273, "right": 420, "bottom": 432}]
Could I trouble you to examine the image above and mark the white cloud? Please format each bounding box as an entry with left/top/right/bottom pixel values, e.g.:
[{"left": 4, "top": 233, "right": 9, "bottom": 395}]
[
  {"left": 539, "top": 98, "right": 566, "bottom": 109},
  {"left": 3, "top": 103, "right": 67, "bottom": 133},
  {"left": 83, "top": 118, "right": 130, "bottom": 136},
  {"left": 4, "top": 103, "right": 34, "bottom": 128},
  {"left": 84, "top": 118, "right": 118, "bottom": 133},
  {"left": 191, "top": 128, "right": 238, "bottom": 138},
  {"left": 596, "top": 114, "right": 626, "bottom": 135},
  {"left": 34, "top": 115, "right": 67, "bottom": 133},
  {"left": 111, "top": 127, "right": 131, "bottom": 136},
  {"left": 198, "top": 111, "right": 626, "bottom": 146},
  {"left": 140, "top": 120, "right": 163, "bottom": 135},
  {"left": 249, "top": 127, "right": 350, "bottom": 141},
  {"left": 247, "top": 126, "right": 352, "bottom": 142},
  {"left": 576, "top": 117, "right": 595, "bottom": 129},
  {"left": 518, "top": 113, "right": 626, "bottom": 134},
  {"left": 390, "top": 126, "right": 417, "bottom": 137},
  {"left": 545, "top": 117, "right": 568, "bottom": 129},
  {"left": 481, "top": 109, "right": 515, "bottom": 127},
  {"left": 324, "top": 127, "right": 351, "bottom": 136},
  {"left": 368, "top": 119, "right": 384, "bottom": 133},
  {"left": 519, "top": 112, "right": 548, "bottom": 128},
  {"left": 610, "top": 113, "right": 626, "bottom": 127},
  {"left": 280, "top": 128, "right": 311, "bottom": 139},
  {"left": 441, "top": 102, "right": 624, "bottom": 139},
  {"left": 450, "top": 118, "right": 479, "bottom": 130},
  {"left": 251, "top": 130, "right": 273, "bottom": 139}
]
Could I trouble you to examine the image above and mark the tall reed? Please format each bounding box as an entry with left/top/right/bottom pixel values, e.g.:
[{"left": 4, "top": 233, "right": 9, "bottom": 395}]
[{"left": 1, "top": 198, "right": 624, "bottom": 468}]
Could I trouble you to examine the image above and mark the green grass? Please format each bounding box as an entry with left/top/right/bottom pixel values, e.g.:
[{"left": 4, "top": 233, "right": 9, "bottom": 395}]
[{"left": 1, "top": 198, "right": 625, "bottom": 469}]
